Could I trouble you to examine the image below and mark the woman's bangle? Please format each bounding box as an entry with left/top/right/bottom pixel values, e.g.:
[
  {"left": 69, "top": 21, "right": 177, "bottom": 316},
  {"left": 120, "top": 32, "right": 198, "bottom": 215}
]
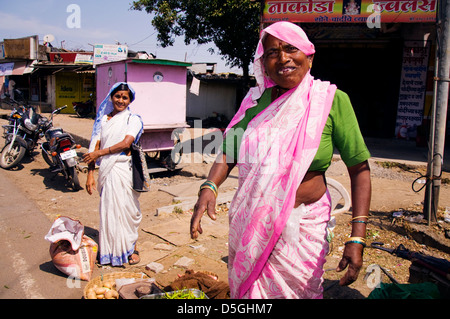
[
  {"left": 203, "top": 180, "right": 218, "bottom": 192},
  {"left": 345, "top": 236, "right": 366, "bottom": 247},
  {"left": 351, "top": 220, "right": 368, "bottom": 224},
  {"left": 345, "top": 240, "right": 366, "bottom": 247},
  {"left": 199, "top": 180, "right": 218, "bottom": 197},
  {"left": 348, "top": 236, "right": 366, "bottom": 242},
  {"left": 352, "top": 215, "right": 369, "bottom": 221},
  {"left": 198, "top": 184, "right": 217, "bottom": 198}
]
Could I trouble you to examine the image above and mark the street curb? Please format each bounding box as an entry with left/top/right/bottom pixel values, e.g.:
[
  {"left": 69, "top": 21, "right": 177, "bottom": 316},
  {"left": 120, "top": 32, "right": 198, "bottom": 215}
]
[{"left": 70, "top": 133, "right": 90, "bottom": 149}]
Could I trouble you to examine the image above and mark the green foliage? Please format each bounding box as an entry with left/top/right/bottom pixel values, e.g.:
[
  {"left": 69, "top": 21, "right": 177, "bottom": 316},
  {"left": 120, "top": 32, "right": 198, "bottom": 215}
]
[{"left": 130, "top": 0, "right": 262, "bottom": 76}]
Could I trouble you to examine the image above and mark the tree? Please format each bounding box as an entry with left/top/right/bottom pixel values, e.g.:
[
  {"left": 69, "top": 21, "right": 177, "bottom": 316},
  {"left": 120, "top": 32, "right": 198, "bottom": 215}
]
[{"left": 130, "top": 0, "right": 262, "bottom": 80}]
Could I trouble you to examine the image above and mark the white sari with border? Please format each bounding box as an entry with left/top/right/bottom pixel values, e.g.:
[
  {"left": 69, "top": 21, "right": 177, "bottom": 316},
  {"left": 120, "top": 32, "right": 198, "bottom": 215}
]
[{"left": 96, "top": 109, "right": 142, "bottom": 266}]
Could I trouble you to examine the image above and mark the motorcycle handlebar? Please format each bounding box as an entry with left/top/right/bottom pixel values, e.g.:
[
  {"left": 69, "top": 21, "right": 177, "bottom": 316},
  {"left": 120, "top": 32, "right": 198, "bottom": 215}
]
[{"left": 53, "top": 105, "right": 68, "bottom": 114}]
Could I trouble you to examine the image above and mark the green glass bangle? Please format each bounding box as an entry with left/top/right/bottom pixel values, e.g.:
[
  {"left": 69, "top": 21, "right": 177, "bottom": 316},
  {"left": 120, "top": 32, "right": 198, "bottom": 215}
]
[
  {"left": 351, "top": 220, "right": 368, "bottom": 224},
  {"left": 202, "top": 180, "right": 217, "bottom": 192},
  {"left": 345, "top": 240, "right": 366, "bottom": 247}
]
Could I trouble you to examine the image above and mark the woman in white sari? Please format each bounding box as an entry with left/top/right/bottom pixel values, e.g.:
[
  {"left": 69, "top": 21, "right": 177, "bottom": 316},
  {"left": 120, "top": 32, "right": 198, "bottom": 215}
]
[{"left": 83, "top": 82, "right": 144, "bottom": 266}]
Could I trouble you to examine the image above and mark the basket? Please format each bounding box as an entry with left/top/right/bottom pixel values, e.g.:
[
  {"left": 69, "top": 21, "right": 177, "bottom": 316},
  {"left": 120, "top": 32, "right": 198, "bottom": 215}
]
[{"left": 83, "top": 272, "right": 149, "bottom": 299}]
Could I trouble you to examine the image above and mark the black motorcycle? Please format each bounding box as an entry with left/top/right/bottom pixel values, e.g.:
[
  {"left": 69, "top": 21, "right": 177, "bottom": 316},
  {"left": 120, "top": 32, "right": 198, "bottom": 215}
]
[
  {"left": 40, "top": 106, "right": 82, "bottom": 191},
  {"left": 72, "top": 94, "right": 94, "bottom": 118},
  {"left": 0, "top": 102, "right": 49, "bottom": 169}
]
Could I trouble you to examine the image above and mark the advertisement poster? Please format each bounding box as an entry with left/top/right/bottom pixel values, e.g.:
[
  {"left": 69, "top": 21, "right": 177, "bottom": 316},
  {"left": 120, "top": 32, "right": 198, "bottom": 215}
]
[
  {"left": 94, "top": 44, "right": 128, "bottom": 66},
  {"left": 395, "top": 41, "right": 430, "bottom": 139},
  {"left": 0, "top": 62, "right": 14, "bottom": 76},
  {"left": 262, "top": 0, "right": 437, "bottom": 24},
  {"left": 0, "top": 43, "right": 4, "bottom": 59}
]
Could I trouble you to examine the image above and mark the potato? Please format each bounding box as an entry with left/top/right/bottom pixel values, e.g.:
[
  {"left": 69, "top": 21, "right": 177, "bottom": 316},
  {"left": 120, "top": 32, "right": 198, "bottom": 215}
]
[
  {"left": 103, "top": 281, "right": 115, "bottom": 289},
  {"left": 86, "top": 291, "right": 97, "bottom": 299},
  {"left": 94, "top": 287, "right": 108, "bottom": 295},
  {"left": 96, "top": 294, "right": 105, "bottom": 299},
  {"left": 105, "top": 290, "right": 119, "bottom": 299}
]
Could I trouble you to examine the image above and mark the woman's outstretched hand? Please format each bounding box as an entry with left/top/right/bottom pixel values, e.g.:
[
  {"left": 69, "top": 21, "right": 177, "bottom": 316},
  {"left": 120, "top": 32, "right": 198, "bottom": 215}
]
[
  {"left": 190, "top": 189, "right": 217, "bottom": 239},
  {"left": 336, "top": 243, "right": 364, "bottom": 286}
]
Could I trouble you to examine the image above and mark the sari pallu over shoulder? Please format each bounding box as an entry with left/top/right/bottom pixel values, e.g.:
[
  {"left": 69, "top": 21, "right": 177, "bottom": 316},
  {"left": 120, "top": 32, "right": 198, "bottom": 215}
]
[
  {"left": 227, "top": 73, "right": 336, "bottom": 299},
  {"left": 97, "top": 109, "right": 132, "bottom": 193}
]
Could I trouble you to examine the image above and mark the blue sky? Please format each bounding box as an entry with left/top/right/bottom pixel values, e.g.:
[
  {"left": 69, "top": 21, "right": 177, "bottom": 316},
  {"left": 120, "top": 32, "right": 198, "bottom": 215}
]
[{"left": 0, "top": 0, "right": 243, "bottom": 74}]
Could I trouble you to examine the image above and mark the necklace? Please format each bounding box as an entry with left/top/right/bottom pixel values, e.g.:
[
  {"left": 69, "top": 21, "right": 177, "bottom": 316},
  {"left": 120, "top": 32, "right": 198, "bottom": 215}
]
[{"left": 272, "top": 86, "right": 288, "bottom": 101}]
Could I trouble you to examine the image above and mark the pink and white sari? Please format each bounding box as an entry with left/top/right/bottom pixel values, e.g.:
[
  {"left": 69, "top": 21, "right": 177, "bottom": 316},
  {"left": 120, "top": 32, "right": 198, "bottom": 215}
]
[{"left": 225, "top": 22, "right": 337, "bottom": 299}]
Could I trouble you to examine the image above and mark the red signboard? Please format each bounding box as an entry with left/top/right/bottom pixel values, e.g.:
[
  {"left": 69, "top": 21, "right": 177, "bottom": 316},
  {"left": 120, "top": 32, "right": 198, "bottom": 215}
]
[{"left": 262, "top": 0, "right": 436, "bottom": 23}]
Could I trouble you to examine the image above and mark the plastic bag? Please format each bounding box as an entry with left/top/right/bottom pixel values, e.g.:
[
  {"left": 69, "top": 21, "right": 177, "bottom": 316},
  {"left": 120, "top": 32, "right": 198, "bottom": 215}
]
[
  {"left": 45, "top": 217, "right": 98, "bottom": 281},
  {"left": 367, "top": 282, "right": 441, "bottom": 299},
  {"left": 44, "top": 216, "right": 84, "bottom": 250}
]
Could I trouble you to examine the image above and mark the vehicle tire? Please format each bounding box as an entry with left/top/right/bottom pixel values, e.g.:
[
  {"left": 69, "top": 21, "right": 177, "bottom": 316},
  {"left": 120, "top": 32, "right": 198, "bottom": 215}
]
[
  {"left": 76, "top": 106, "right": 92, "bottom": 118},
  {"left": 41, "top": 146, "right": 54, "bottom": 167},
  {"left": 68, "top": 166, "right": 82, "bottom": 191},
  {"left": 0, "top": 142, "right": 26, "bottom": 169}
]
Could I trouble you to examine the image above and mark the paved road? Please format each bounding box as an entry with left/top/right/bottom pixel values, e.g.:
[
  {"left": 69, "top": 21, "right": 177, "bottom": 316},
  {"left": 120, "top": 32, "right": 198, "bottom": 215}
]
[{"left": 0, "top": 168, "right": 84, "bottom": 299}]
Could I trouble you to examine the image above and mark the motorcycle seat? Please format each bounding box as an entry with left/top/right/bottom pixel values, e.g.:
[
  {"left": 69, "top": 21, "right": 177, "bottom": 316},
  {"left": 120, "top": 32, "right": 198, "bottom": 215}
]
[{"left": 45, "top": 128, "right": 71, "bottom": 141}]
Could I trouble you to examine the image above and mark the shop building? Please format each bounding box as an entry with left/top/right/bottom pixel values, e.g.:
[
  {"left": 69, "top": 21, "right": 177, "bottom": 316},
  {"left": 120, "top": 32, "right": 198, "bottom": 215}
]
[{"left": 0, "top": 35, "right": 94, "bottom": 113}]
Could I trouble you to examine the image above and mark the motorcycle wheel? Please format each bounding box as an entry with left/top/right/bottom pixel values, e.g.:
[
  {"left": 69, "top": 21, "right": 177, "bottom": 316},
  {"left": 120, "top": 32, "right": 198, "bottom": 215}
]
[
  {"left": 0, "top": 141, "right": 26, "bottom": 169},
  {"left": 41, "top": 147, "right": 54, "bottom": 167},
  {"left": 68, "top": 166, "right": 82, "bottom": 191}
]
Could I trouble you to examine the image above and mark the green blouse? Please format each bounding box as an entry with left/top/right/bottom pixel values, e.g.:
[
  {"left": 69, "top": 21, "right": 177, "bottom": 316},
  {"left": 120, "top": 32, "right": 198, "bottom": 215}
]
[{"left": 221, "top": 88, "right": 371, "bottom": 171}]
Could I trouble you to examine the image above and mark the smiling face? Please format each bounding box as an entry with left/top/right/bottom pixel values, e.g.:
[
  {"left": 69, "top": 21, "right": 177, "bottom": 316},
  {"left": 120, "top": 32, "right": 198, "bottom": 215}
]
[
  {"left": 111, "top": 90, "right": 131, "bottom": 115},
  {"left": 263, "top": 34, "right": 313, "bottom": 90}
]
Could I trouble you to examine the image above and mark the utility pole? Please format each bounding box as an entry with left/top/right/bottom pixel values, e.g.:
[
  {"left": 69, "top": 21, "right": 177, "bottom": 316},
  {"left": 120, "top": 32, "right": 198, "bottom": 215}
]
[{"left": 424, "top": 0, "right": 450, "bottom": 224}]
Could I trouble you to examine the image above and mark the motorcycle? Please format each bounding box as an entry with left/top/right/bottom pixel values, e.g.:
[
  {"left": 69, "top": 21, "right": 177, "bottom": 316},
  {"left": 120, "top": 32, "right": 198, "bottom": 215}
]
[
  {"left": 0, "top": 100, "right": 49, "bottom": 169},
  {"left": 40, "top": 106, "right": 83, "bottom": 191},
  {"left": 72, "top": 94, "right": 94, "bottom": 118}
]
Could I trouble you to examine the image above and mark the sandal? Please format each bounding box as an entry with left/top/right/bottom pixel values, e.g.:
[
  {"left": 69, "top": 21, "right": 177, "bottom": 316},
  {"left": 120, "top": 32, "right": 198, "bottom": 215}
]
[{"left": 128, "top": 250, "right": 140, "bottom": 265}]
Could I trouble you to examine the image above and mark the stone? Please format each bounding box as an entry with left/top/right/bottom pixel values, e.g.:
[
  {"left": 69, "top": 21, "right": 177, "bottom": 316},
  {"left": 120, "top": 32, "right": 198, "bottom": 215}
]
[
  {"left": 173, "top": 256, "right": 194, "bottom": 269},
  {"left": 154, "top": 243, "right": 174, "bottom": 251},
  {"left": 145, "top": 262, "right": 164, "bottom": 273}
]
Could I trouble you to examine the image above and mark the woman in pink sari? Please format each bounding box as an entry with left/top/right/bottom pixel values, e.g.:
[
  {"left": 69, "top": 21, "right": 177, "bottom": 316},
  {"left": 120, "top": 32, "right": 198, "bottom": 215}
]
[{"left": 190, "top": 22, "right": 371, "bottom": 299}]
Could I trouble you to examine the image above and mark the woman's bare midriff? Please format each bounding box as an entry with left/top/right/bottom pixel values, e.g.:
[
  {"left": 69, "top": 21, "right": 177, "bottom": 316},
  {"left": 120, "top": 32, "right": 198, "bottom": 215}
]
[{"left": 294, "top": 171, "right": 327, "bottom": 208}]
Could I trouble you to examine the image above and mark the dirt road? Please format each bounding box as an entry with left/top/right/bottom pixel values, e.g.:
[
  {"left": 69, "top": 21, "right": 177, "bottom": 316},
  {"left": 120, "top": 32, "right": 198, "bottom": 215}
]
[{"left": 1, "top": 114, "right": 450, "bottom": 299}]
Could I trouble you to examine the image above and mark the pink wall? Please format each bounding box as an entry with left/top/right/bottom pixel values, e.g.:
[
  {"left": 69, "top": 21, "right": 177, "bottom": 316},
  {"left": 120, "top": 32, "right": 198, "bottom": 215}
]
[
  {"left": 127, "top": 63, "right": 187, "bottom": 126},
  {"left": 96, "top": 62, "right": 126, "bottom": 107},
  {"left": 96, "top": 60, "right": 188, "bottom": 151},
  {"left": 96, "top": 60, "right": 187, "bottom": 127}
]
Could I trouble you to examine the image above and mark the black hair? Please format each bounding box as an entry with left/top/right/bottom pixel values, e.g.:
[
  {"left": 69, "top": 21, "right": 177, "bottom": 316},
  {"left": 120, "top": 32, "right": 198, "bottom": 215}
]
[{"left": 110, "top": 83, "right": 134, "bottom": 102}]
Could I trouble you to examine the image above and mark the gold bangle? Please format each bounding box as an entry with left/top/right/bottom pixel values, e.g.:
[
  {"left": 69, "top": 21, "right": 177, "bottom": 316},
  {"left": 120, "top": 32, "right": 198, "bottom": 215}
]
[
  {"left": 352, "top": 215, "right": 369, "bottom": 221},
  {"left": 199, "top": 180, "right": 218, "bottom": 197},
  {"left": 198, "top": 185, "right": 217, "bottom": 198},
  {"left": 345, "top": 240, "right": 366, "bottom": 247},
  {"left": 348, "top": 236, "right": 366, "bottom": 242},
  {"left": 203, "top": 180, "right": 218, "bottom": 192}
]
